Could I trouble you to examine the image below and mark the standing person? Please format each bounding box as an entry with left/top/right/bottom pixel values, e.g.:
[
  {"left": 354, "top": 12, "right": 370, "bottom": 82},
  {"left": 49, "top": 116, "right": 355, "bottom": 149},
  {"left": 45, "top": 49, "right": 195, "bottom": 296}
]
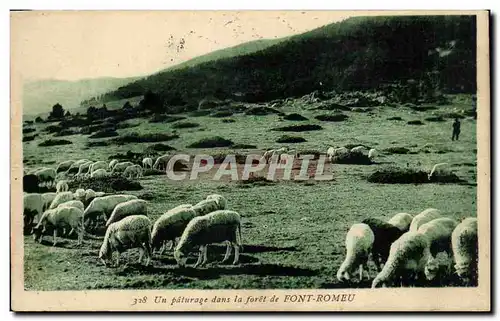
[{"left": 452, "top": 118, "right": 461, "bottom": 141}]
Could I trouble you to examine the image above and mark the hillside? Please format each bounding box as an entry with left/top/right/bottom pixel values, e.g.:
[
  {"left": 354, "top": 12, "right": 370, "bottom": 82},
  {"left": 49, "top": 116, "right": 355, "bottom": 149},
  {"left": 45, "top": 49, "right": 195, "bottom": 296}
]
[
  {"left": 22, "top": 77, "right": 137, "bottom": 116},
  {"left": 102, "top": 15, "right": 476, "bottom": 109}
]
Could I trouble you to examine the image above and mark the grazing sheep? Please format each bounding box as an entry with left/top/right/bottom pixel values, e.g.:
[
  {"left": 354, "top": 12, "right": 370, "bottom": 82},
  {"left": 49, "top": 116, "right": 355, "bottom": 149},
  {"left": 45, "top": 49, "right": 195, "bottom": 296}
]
[
  {"left": 174, "top": 210, "right": 242, "bottom": 268},
  {"left": 337, "top": 223, "right": 375, "bottom": 282},
  {"left": 451, "top": 217, "right": 478, "bottom": 285},
  {"left": 89, "top": 161, "right": 108, "bottom": 174},
  {"left": 74, "top": 188, "right": 86, "bottom": 203},
  {"left": 90, "top": 169, "right": 108, "bottom": 178},
  {"left": 35, "top": 167, "right": 56, "bottom": 187},
  {"left": 206, "top": 194, "right": 227, "bottom": 210},
  {"left": 99, "top": 215, "right": 152, "bottom": 267},
  {"left": 67, "top": 159, "right": 90, "bottom": 175},
  {"left": 362, "top": 217, "right": 404, "bottom": 270},
  {"left": 372, "top": 232, "right": 431, "bottom": 288},
  {"left": 56, "top": 160, "right": 75, "bottom": 173},
  {"left": 191, "top": 199, "right": 219, "bottom": 217},
  {"left": 83, "top": 194, "right": 138, "bottom": 227},
  {"left": 106, "top": 199, "right": 148, "bottom": 227},
  {"left": 153, "top": 155, "right": 170, "bottom": 171},
  {"left": 111, "top": 161, "right": 134, "bottom": 174},
  {"left": 368, "top": 148, "right": 378, "bottom": 160},
  {"left": 123, "top": 165, "right": 143, "bottom": 179},
  {"left": 387, "top": 212, "right": 414, "bottom": 232},
  {"left": 75, "top": 161, "right": 93, "bottom": 178},
  {"left": 142, "top": 157, "right": 153, "bottom": 169},
  {"left": 57, "top": 200, "right": 85, "bottom": 211},
  {"left": 41, "top": 192, "right": 57, "bottom": 211},
  {"left": 417, "top": 218, "right": 459, "bottom": 281},
  {"left": 109, "top": 159, "right": 119, "bottom": 170},
  {"left": 327, "top": 147, "right": 349, "bottom": 162},
  {"left": 24, "top": 193, "right": 43, "bottom": 228},
  {"left": 32, "top": 206, "right": 84, "bottom": 246},
  {"left": 56, "top": 180, "right": 69, "bottom": 193},
  {"left": 49, "top": 191, "right": 75, "bottom": 210},
  {"left": 151, "top": 205, "right": 196, "bottom": 253},
  {"left": 409, "top": 208, "right": 443, "bottom": 232},
  {"left": 428, "top": 162, "right": 449, "bottom": 180}
]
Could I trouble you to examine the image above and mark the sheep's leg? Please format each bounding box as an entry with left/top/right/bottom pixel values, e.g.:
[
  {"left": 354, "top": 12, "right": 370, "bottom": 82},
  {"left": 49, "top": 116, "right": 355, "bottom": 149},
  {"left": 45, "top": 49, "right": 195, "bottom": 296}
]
[
  {"left": 221, "top": 241, "right": 232, "bottom": 263},
  {"left": 194, "top": 246, "right": 204, "bottom": 268},
  {"left": 232, "top": 243, "right": 240, "bottom": 265},
  {"left": 52, "top": 229, "right": 58, "bottom": 247},
  {"left": 138, "top": 248, "right": 144, "bottom": 264},
  {"left": 115, "top": 252, "right": 120, "bottom": 267},
  {"left": 200, "top": 245, "right": 208, "bottom": 266},
  {"left": 144, "top": 243, "right": 152, "bottom": 266},
  {"left": 359, "top": 265, "right": 364, "bottom": 280}
]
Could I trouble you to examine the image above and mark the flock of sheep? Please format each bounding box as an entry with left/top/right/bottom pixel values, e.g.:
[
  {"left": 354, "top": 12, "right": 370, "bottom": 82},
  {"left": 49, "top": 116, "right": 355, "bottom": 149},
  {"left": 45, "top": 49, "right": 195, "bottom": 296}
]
[
  {"left": 337, "top": 208, "right": 478, "bottom": 288},
  {"left": 23, "top": 151, "right": 477, "bottom": 288}
]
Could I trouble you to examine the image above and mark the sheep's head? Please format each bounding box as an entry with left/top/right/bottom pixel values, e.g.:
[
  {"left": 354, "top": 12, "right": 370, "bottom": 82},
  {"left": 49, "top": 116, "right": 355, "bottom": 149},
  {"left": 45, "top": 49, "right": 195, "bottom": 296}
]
[
  {"left": 174, "top": 249, "right": 188, "bottom": 267},
  {"left": 99, "top": 241, "right": 112, "bottom": 266},
  {"left": 424, "top": 257, "right": 439, "bottom": 280},
  {"left": 371, "top": 276, "right": 387, "bottom": 288},
  {"left": 31, "top": 225, "right": 43, "bottom": 243}
]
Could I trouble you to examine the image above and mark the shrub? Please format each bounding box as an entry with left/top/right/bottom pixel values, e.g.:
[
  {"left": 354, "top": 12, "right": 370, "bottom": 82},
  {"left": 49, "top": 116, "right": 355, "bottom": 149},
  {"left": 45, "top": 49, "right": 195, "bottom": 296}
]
[
  {"left": 189, "top": 110, "right": 212, "bottom": 117},
  {"left": 245, "top": 107, "right": 283, "bottom": 116},
  {"left": 172, "top": 122, "right": 200, "bottom": 129},
  {"left": 425, "top": 116, "right": 446, "bottom": 122},
  {"left": 221, "top": 118, "right": 236, "bottom": 123},
  {"left": 112, "top": 132, "right": 179, "bottom": 144},
  {"left": 283, "top": 113, "right": 308, "bottom": 121},
  {"left": 367, "top": 166, "right": 464, "bottom": 184},
  {"left": 188, "top": 136, "right": 234, "bottom": 148},
  {"left": 23, "top": 135, "right": 36, "bottom": 142},
  {"left": 352, "top": 107, "right": 371, "bottom": 113},
  {"left": 409, "top": 105, "right": 438, "bottom": 112},
  {"left": 67, "top": 175, "right": 143, "bottom": 193},
  {"left": 39, "top": 139, "right": 72, "bottom": 147},
  {"left": 54, "top": 128, "right": 78, "bottom": 137},
  {"left": 387, "top": 116, "right": 403, "bottom": 121},
  {"left": 210, "top": 111, "right": 233, "bottom": 118},
  {"left": 238, "top": 175, "right": 275, "bottom": 186},
  {"left": 315, "top": 114, "right": 349, "bottom": 122},
  {"left": 315, "top": 102, "right": 351, "bottom": 111},
  {"left": 384, "top": 146, "right": 410, "bottom": 154},
  {"left": 22, "top": 128, "right": 36, "bottom": 134},
  {"left": 272, "top": 124, "right": 323, "bottom": 132},
  {"left": 44, "top": 125, "right": 63, "bottom": 133},
  {"left": 232, "top": 143, "right": 258, "bottom": 149},
  {"left": 330, "top": 150, "right": 372, "bottom": 165},
  {"left": 146, "top": 143, "right": 176, "bottom": 153},
  {"left": 407, "top": 120, "right": 424, "bottom": 125},
  {"left": 86, "top": 141, "right": 110, "bottom": 148},
  {"left": 344, "top": 143, "right": 371, "bottom": 150},
  {"left": 276, "top": 135, "right": 307, "bottom": 143},
  {"left": 89, "top": 129, "right": 119, "bottom": 139}
]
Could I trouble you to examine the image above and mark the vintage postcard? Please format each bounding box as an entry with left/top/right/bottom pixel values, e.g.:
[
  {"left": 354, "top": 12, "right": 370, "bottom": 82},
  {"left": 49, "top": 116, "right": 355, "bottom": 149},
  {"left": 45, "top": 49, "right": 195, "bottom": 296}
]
[{"left": 10, "top": 10, "right": 490, "bottom": 312}]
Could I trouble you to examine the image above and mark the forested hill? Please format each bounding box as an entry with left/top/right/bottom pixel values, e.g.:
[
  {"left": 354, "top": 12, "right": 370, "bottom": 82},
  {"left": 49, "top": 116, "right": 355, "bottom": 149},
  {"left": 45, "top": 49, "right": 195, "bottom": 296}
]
[{"left": 102, "top": 15, "right": 476, "bottom": 109}]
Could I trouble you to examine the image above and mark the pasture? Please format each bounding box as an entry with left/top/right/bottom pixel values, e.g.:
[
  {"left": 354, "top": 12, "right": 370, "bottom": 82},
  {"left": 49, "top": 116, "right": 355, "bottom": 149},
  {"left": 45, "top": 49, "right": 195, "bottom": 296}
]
[{"left": 22, "top": 95, "right": 477, "bottom": 290}]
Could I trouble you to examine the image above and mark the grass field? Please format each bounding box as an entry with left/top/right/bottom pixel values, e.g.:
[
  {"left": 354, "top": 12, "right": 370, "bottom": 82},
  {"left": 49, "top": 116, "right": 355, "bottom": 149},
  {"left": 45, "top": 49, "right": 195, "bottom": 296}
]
[{"left": 22, "top": 95, "right": 477, "bottom": 290}]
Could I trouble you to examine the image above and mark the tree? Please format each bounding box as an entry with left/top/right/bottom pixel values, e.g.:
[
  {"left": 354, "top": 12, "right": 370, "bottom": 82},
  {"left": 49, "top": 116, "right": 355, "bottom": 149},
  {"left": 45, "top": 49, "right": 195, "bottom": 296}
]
[
  {"left": 35, "top": 116, "right": 44, "bottom": 123},
  {"left": 139, "top": 91, "right": 164, "bottom": 113},
  {"left": 64, "top": 110, "right": 71, "bottom": 117},
  {"left": 49, "top": 103, "right": 65, "bottom": 119}
]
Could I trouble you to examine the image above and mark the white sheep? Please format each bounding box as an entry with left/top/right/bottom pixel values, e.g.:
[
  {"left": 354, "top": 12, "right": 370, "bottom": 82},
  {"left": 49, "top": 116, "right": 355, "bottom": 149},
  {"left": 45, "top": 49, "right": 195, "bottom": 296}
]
[
  {"left": 409, "top": 208, "right": 443, "bottom": 232},
  {"left": 32, "top": 206, "right": 84, "bottom": 246},
  {"left": 123, "top": 165, "right": 143, "bottom": 179},
  {"left": 205, "top": 194, "right": 227, "bottom": 210},
  {"left": 35, "top": 167, "right": 56, "bottom": 187},
  {"left": 49, "top": 191, "right": 75, "bottom": 210},
  {"left": 337, "top": 223, "right": 375, "bottom": 282},
  {"left": 58, "top": 200, "right": 85, "bottom": 211},
  {"left": 73, "top": 188, "right": 86, "bottom": 203},
  {"left": 350, "top": 146, "right": 367, "bottom": 153},
  {"left": 372, "top": 232, "right": 431, "bottom": 288},
  {"left": 109, "top": 159, "right": 119, "bottom": 170},
  {"left": 56, "top": 180, "right": 69, "bottom": 193},
  {"left": 89, "top": 161, "right": 108, "bottom": 174},
  {"left": 106, "top": 199, "right": 148, "bottom": 227},
  {"left": 368, "top": 148, "right": 378, "bottom": 160},
  {"left": 111, "top": 161, "right": 134, "bottom": 174},
  {"left": 142, "top": 157, "right": 153, "bottom": 169},
  {"left": 151, "top": 204, "right": 196, "bottom": 254},
  {"left": 191, "top": 199, "right": 219, "bottom": 217},
  {"left": 90, "top": 169, "right": 108, "bottom": 178},
  {"left": 153, "top": 155, "right": 170, "bottom": 171},
  {"left": 75, "top": 161, "right": 93, "bottom": 178},
  {"left": 56, "top": 160, "right": 75, "bottom": 173},
  {"left": 67, "top": 159, "right": 90, "bottom": 175},
  {"left": 174, "top": 210, "right": 242, "bottom": 268},
  {"left": 24, "top": 193, "right": 43, "bottom": 227},
  {"left": 417, "top": 217, "right": 459, "bottom": 281},
  {"left": 41, "top": 192, "right": 57, "bottom": 211},
  {"left": 83, "top": 194, "right": 138, "bottom": 227},
  {"left": 99, "top": 215, "right": 152, "bottom": 267},
  {"left": 387, "top": 212, "right": 414, "bottom": 232},
  {"left": 451, "top": 217, "right": 478, "bottom": 284},
  {"left": 327, "top": 147, "right": 349, "bottom": 162},
  {"left": 428, "top": 162, "right": 449, "bottom": 180}
]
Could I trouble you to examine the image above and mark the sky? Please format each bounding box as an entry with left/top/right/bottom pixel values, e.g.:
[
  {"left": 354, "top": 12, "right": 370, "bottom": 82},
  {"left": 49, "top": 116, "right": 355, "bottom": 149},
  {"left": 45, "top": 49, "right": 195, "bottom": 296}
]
[{"left": 11, "top": 11, "right": 350, "bottom": 82}]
